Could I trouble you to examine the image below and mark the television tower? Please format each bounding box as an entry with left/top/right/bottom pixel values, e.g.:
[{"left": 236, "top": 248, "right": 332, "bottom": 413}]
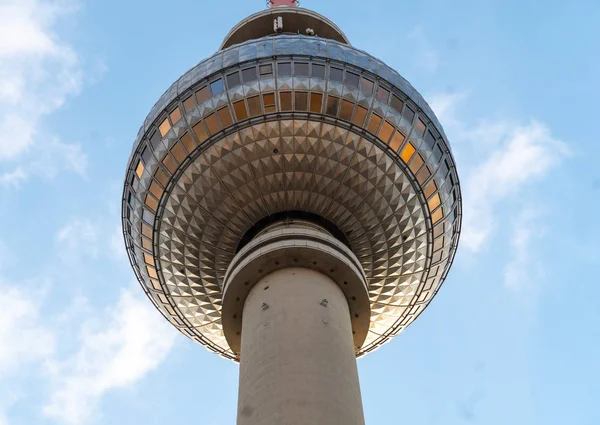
[{"left": 122, "top": 1, "right": 462, "bottom": 424}]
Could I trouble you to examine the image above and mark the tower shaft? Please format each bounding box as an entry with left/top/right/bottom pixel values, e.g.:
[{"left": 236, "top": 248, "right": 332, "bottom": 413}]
[{"left": 238, "top": 267, "right": 365, "bottom": 425}]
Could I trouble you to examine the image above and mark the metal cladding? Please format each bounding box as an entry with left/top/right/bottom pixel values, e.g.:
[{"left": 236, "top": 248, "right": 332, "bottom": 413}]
[{"left": 122, "top": 20, "right": 462, "bottom": 360}]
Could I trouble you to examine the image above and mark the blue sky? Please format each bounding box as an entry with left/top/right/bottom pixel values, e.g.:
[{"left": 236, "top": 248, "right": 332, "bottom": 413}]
[{"left": 0, "top": 0, "right": 598, "bottom": 424}]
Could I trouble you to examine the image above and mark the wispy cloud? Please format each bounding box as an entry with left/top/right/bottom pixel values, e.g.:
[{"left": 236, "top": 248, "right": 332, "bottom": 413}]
[
  {"left": 44, "top": 289, "right": 178, "bottom": 424},
  {"left": 429, "top": 92, "right": 570, "bottom": 252},
  {"left": 504, "top": 207, "right": 545, "bottom": 294},
  {"left": 0, "top": 0, "right": 87, "bottom": 185},
  {"left": 55, "top": 219, "right": 100, "bottom": 263}
]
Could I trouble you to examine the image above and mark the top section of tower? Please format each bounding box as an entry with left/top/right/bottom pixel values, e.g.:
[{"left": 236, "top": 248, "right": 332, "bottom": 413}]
[
  {"left": 268, "top": 0, "right": 298, "bottom": 7},
  {"left": 220, "top": 6, "right": 349, "bottom": 49}
]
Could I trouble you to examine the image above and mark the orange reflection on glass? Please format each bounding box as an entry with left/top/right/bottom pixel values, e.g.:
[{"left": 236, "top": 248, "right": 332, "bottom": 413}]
[
  {"left": 423, "top": 179, "right": 437, "bottom": 198},
  {"left": 183, "top": 95, "right": 196, "bottom": 112},
  {"left": 428, "top": 193, "right": 441, "bottom": 211},
  {"left": 135, "top": 160, "right": 145, "bottom": 178},
  {"left": 247, "top": 96, "right": 262, "bottom": 116},
  {"left": 263, "top": 93, "right": 276, "bottom": 113},
  {"left": 141, "top": 222, "right": 153, "bottom": 238},
  {"left": 340, "top": 100, "right": 354, "bottom": 121},
  {"left": 390, "top": 131, "right": 406, "bottom": 152},
  {"left": 158, "top": 118, "right": 171, "bottom": 137},
  {"left": 143, "top": 253, "right": 154, "bottom": 265},
  {"left": 280, "top": 92, "right": 292, "bottom": 111},
  {"left": 295, "top": 92, "right": 308, "bottom": 111},
  {"left": 325, "top": 95, "right": 339, "bottom": 115},
  {"left": 180, "top": 132, "right": 196, "bottom": 153},
  {"left": 233, "top": 100, "right": 248, "bottom": 120},
  {"left": 193, "top": 121, "right": 208, "bottom": 143},
  {"left": 400, "top": 142, "right": 415, "bottom": 163},
  {"left": 196, "top": 86, "right": 210, "bottom": 104},
  {"left": 146, "top": 266, "right": 158, "bottom": 279},
  {"left": 431, "top": 207, "right": 443, "bottom": 224},
  {"left": 205, "top": 113, "right": 221, "bottom": 135},
  {"left": 142, "top": 236, "right": 152, "bottom": 251},
  {"left": 379, "top": 121, "right": 394, "bottom": 143},
  {"left": 415, "top": 118, "right": 426, "bottom": 137},
  {"left": 149, "top": 181, "right": 164, "bottom": 199},
  {"left": 170, "top": 142, "right": 186, "bottom": 163},
  {"left": 310, "top": 92, "right": 323, "bottom": 113},
  {"left": 353, "top": 106, "right": 367, "bottom": 126},
  {"left": 169, "top": 107, "right": 181, "bottom": 125},
  {"left": 162, "top": 153, "right": 178, "bottom": 174},
  {"left": 416, "top": 165, "right": 431, "bottom": 185},
  {"left": 367, "top": 113, "right": 382, "bottom": 134},
  {"left": 144, "top": 193, "right": 158, "bottom": 212},
  {"left": 409, "top": 153, "right": 424, "bottom": 174},
  {"left": 218, "top": 107, "right": 233, "bottom": 127}
]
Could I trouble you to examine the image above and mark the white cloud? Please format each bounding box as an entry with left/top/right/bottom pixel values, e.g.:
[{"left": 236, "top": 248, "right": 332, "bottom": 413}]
[
  {"left": 429, "top": 92, "right": 570, "bottom": 252},
  {"left": 462, "top": 120, "right": 569, "bottom": 251},
  {"left": 0, "top": 167, "right": 26, "bottom": 188},
  {"left": 55, "top": 219, "right": 100, "bottom": 263},
  {"left": 0, "top": 0, "right": 86, "bottom": 185},
  {"left": 0, "top": 285, "right": 55, "bottom": 377},
  {"left": 44, "top": 289, "right": 177, "bottom": 424},
  {"left": 504, "top": 208, "right": 545, "bottom": 293}
]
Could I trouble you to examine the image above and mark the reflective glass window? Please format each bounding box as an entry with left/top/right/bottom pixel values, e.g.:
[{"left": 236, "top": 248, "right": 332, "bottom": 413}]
[
  {"left": 278, "top": 62, "right": 292, "bottom": 76},
  {"left": 210, "top": 79, "right": 224, "bottom": 95},
  {"left": 424, "top": 179, "right": 437, "bottom": 198},
  {"left": 170, "top": 142, "right": 186, "bottom": 163},
  {"left": 390, "top": 131, "right": 406, "bottom": 152},
  {"left": 150, "top": 131, "right": 162, "bottom": 149},
  {"left": 233, "top": 100, "right": 248, "bottom": 120},
  {"left": 196, "top": 86, "right": 210, "bottom": 104},
  {"left": 340, "top": 100, "right": 354, "bottom": 120},
  {"left": 135, "top": 160, "right": 144, "bottom": 178},
  {"left": 295, "top": 92, "right": 308, "bottom": 111},
  {"left": 180, "top": 132, "right": 196, "bottom": 153},
  {"left": 147, "top": 266, "right": 158, "bottom": 279},
  {"left": 367, "top": 113, "right": 382, "bottom": 134},
  {"left": 141, "top": 222, "right": 153, "bottom": 238},
  {"left": 218, "top": 107, "right": 233, "bottom": 127},
  {"left": 326, "top": 96, "right": 339, "bottom": 115},
  {"left": 330, "top": 67, "right": 343, "bottom": 82},
  {"left": 295, "top": 62, "right": 309, "bottom": 76},
  {"left": 425, "top": 129, "right": 436, "bottom": 146},
  {"left": 142, "top": 236, "right": 152, "bottom": 251},
  {"left": 142, "top": 209, "right": 154, "bottom": 224},
  {"left": 162, "top": 153, "right": 178, "bottom": 174},
  {"left": 377, "top": 86, "right": 390, "bottom": 103},
  {"left": 416, "top": 165, "right": 431, "bottom": 185},
  {"left": 205, "top": 113, "right": 221, "bottom": 134},
  {"left": 242, "top": 67, "right": 258, "bottom": 82},
  {"left": 169, "top": 107, "right": 181, "bottom": 125},
  {"left": 143, "top": 253, "right": 154, "bottom": 265},
  {"left": 353, "top": 106, "right": 367, "bottom": 126},
  {"left": 149, "top": 181, "right": 164, "bottom": 199},
  {"left": 379, "top": 121, "right": 394, "bottom": 142},
  {"left": 360, "top": 78, "right": 374, "bottom": 94},
  {"left": 312, "top": 64, "right": 325, "bottom": 78},
  {"left": 193, "top": 121, "right": 208, "bottom": 143},
  {"left": 280, "top": 92, "right": 292, "bottom": 111},
  {"left": 409, "top": 153, "right": 424, "bottom": 174},
  {"left": 263, "top": 93, "right": 276, "bottom": 113},
  {"left": 259, "top": 63, "right": 272, "bottom": 76},
  {"left": 247, "top": 96, "right": 262, "bottom": 116},
  {"left": 390, "top": 95, "right": 403, "bottom": 114},
  {"left": 183, "top": 94, "right": 196, "bottom": 112},
  {"left": 154, "top": 168, "right": 169, "bottom": 187},
  {"left": 403, "top": 105, "right": 415, "bottom": 122},
  {"left": 310, "top": 93, "right": 323, "bottom": 113},
  {"left": 346, "top": 71, "right": 359, "bottom": 88},
  {"left": 433, "top": 236, "right": 444, "bottom": 252},
  {"left": 226, "top": 71, "right": 241, "bottom": 88},
  {"left": 415, "top": 118, "right": 426, "bottom": 137},
  {"left": 141, "top": 146, "right": 152, "bottom": 164},
  {"left": 431, "top": 207, "right": 443, "bottom": 224},
  {"left": 400, "top": 142, "right": 415, "bottom": 163},
  {"left": 159, "top": 117, "right": 171, "bottom": 137},
  {"left": 433, "top": 144, "right": 443, "bottom": 161}
]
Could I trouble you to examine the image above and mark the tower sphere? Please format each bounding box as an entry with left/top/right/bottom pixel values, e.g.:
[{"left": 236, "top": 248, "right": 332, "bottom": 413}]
[{"left": 122, "top": 6, "right": 462, "bottom": 361}]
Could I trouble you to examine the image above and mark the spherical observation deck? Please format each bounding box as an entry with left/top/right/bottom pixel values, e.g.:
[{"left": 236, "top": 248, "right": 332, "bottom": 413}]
[{"left": 122, "top": 10, "right": 462, "bottom": 361}]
